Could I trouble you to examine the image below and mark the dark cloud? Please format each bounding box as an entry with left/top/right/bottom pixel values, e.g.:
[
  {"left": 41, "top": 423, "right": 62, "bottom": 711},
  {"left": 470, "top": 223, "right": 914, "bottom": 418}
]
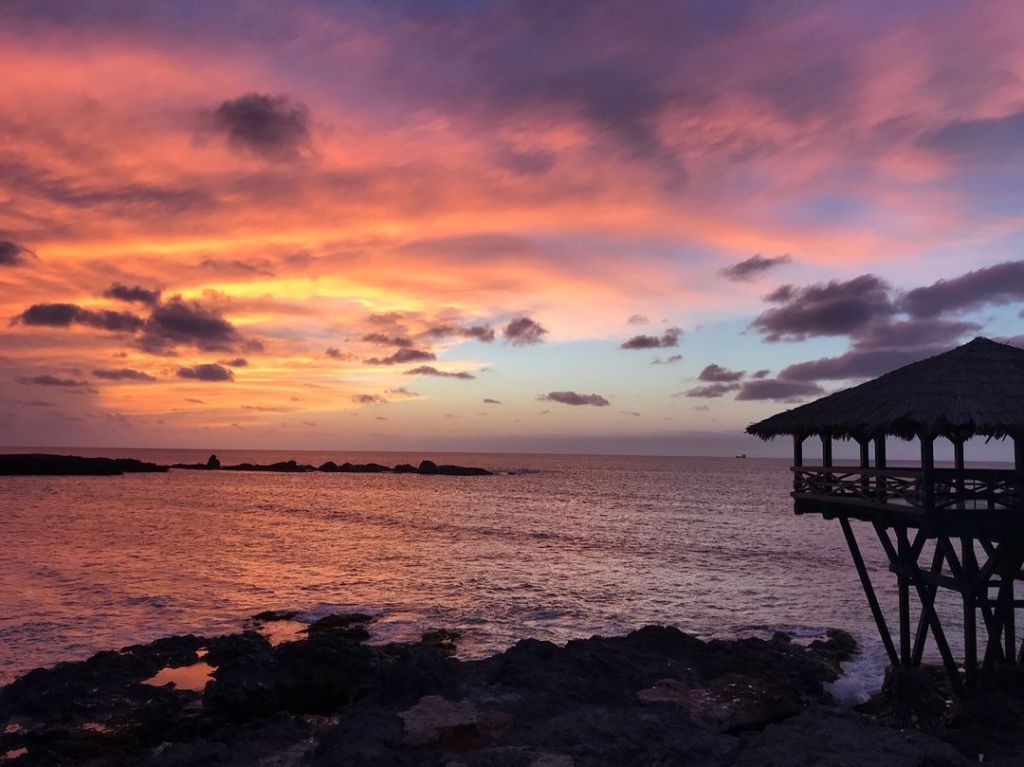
[
  {"left": 764, "top": 284, "right": 795, "bottom": 303},
  {"left": 851, "top": 318, "right": 979, "bottom": 350},
  {"left": 902, "top": 261, "right": 1024, "bottom": 318},
  {"left": 777, "top": 346, "right": 946, "bottom": 382},
  {"left": 385, "top": 386, "right": 419, "bottom": 398},
  {"left": 0, "top": 158, "right": 210, "bottom": 215},
  {"left": 719, "top": 253, "right": 792, "bottom": 281},
  {"left": 620, "top": 327, "right": 681, "bottom": 349},
  {"left": 504, "top": 316, "right": 548, "bottom": 346},
  {"left": 326, "top": 347, "right": 354, "bottom": 360},
  {"left": 362, "top": 332, "right": 414, "bottom": 347},
  {"left": 141, "top": 298, "right": 242, "bottom": 353},
  {"left": 0, "top": 240, "right": 34, "bottom": 267},
  {"left": 365, "top": 348, "right": 436, "bottom": 365},
  {"left": 752, "top": 369, "right": 770, "bottom": 379},
  {"left": 93, "top": 368, "right": 157, "bottom": 382},
  {"left": 751, "top": 275, "right": 894, "bottom": 341},
  {"left": 920, "top": 111, "right": 1024, "bottom": 164},
  {"left": 683, "top": 383, "right": 740, "bottom": 398},
  {"left": 211, "top": 93, "right": 311, "bottom": 162},
  {"left": 496, "top": 146, "right": 556, "bottom": 176},
  {"left": 404, "top": 365, "right": 475, "bottom": 379},
  {"left": 424, "top": 324, "right": 496, "bottom": 343},
  {"left": 199, "top": 258, "right": 275, "bottom": 278},
  {"left": 176, "top": 363, "right": 234, "bottom": 382},
  {"left": 103, "top": 283, "right": 161, "bottom": 306},
  {"left": 627, "top": 314, "right": 649, "bottom": 325},
  {"left": 352, "top": 393, "right": 387, "bottom": 405},
  {"left": 651, "top": 354, "right": 682, "bottom": 365},
  {"left": 220, "top": 357, "right": 248, "bottom": 367},
  {"left": 16, "top": 303, "right": 145, "bottom": 332},
  {"left": 539, "top": 391, "right": 610, "bottom": 407},
  {"left": 16, "top": 374, "right": 87, "bottom": 387},
  {"left": 698, "top": 363, "right": 745, "bottom": 382},
  {"left": 735, "top": 379, "right": 824, "bottom": 402},
  {"left": 483, "top": 398, "right": 501, "bottom": 404}
]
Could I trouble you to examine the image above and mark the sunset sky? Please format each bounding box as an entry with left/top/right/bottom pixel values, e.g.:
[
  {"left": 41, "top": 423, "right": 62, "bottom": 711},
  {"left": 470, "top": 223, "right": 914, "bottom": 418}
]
[{"left": 2, "top": 0, "right": 1024, "bottom": 454}]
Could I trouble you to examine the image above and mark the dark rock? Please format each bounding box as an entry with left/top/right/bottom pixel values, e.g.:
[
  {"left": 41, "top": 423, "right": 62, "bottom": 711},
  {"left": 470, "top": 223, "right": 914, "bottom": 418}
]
[
  {"left": 394, "top": 463, "right": 418, "bottom": 474},
  {"left": 0, "top": 453, "right": 167, "bottom": 476},
  {"left": 336, "top": 462, "right": 392, "bottom": 473},
  {"left": 317, "top": 461, "right": 338, "bottom": 472},
  {"left": 421, "top": 629, "right": 461, "bottom": 657},
  {"left": 303, "top": 613, "right": 374, "bottom": 639},
  {"left": 734, "top": 705, "right": 969, "bottom": 766},
  {"left": 205, "top": 454, "right": 220, "bottom": 469},
  {"left": 250, "top": 609, "right": 300, "bottom": 622},
  {"left": 221, "top": 460, "right": 316, "bottom": 472},
  {"left": 3, "top": 622, "right": 1013, "bottom": 767},
  {"left": 416, "top": 460, "right": 491, "bottom": 476}
]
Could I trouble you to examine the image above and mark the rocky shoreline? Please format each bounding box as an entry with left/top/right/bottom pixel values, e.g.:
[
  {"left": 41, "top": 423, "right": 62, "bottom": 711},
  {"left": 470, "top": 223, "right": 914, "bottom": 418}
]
[
  {"left": 0, "top": 454, "right": 493, "bottom": 477},
  {"left": 2, "top": 614, "right": 1020, "bottom": 766}
]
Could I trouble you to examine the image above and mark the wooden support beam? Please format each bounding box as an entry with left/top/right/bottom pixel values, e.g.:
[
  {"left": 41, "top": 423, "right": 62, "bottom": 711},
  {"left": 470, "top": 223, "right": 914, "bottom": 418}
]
[
  {"left": 897, "top": 527, "right": 912, "bottom": 664},
  {"left": 913, "top": 543, "right": 944, "bottom": 666},
  {"left": 822, "top": 433, "right": 833, "bottom": 467},
  {"left": 903, "top": 548, "right": 963, "bottom": 692},
  {"left": 793, "top": 434, "right": 804, "bottom": 468},
  {"left": 840, "top": 516, "right": 899, "bottom": 667},
  {"left": 962, "top": 537, "right": 978, "bottom": 684}
]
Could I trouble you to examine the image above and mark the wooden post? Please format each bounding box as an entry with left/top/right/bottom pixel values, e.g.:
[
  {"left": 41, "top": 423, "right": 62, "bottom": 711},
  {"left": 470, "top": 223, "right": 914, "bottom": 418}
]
[
  {"left": 874, "top": 435, "right": 887, "bottom": 503},
  {"left": 821, "top": 433, "right": 833, "bottom": 467},
  {"left": 793, "top": 434, "right": 804, "bottom": 467},
  {"left": 859, "top": 438, "right": 871, "bottom": 496},
  {"left": 921, "top": 435, "right": 935, "bottom": 512}
]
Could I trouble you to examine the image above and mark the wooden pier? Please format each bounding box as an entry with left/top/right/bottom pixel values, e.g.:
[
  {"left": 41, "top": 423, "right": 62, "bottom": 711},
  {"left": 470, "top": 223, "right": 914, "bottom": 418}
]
[{"left": 749, "top": 338, "right": 1024, "bottom": 692}]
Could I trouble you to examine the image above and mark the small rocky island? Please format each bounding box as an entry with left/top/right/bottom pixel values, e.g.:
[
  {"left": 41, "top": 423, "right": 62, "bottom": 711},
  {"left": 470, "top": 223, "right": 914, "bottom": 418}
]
[
  {"left": 0, "top": 454, "right": 492, "bottom": 476},
  {"left": 2, "top": 614, "right": 1020, "bottom": 766},
  {"left": 0, "top": 454, "right": 167, "bottom": 476},
  {"left": 172, "top": 456, "right": 493, "bottom": 476}
]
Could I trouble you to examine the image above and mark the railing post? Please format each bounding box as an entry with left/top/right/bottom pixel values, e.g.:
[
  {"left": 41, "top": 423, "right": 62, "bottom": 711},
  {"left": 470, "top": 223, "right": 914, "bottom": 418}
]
[
  {"left": 1014, "top": 433, "right": 1024, "bottom": 511},
  {"left": 792, "top": 434, "right": 805, "bottom": 495},
  {"left": 822, "top": 433, "right": 833, "bottom": 494},
  {"left": 953, "top": 436, "right": 966, "bottom": 512},
  {"left": 921, "top": 435, "right": 935, "bottom": 512},
  {"left": 859, "top": 437, "right": 870, "bottom": 497}
]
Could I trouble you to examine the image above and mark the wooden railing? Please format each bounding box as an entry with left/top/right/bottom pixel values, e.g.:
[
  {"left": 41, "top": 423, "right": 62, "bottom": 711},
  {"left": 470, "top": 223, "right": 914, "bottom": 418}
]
[{"left": 792, "top": 466, "right": 1021, "bottom": 512}]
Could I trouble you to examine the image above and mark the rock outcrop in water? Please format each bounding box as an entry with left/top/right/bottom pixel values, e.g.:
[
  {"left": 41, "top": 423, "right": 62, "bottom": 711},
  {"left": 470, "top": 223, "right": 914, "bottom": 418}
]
[
  {"left": 5, "top": 454, "right": 495, "bottom": 477},
  {"left": 2, "top": 616, "right": 1015, "bottom": 766},
  {"left": 171, "top": 458, "right": 494, "bottom": 475},
  {"left": 0, "top": 454, "right": 167, "bottom": 476}
]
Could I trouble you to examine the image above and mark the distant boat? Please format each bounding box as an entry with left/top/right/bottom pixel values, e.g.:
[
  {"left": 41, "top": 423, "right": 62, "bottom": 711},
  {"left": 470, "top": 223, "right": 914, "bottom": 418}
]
[{"left": 735, "top": 453, "right": 747, "bottom": 458}]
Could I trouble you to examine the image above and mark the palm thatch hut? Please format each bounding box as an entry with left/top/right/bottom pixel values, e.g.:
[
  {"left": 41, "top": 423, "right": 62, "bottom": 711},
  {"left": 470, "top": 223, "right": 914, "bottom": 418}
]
[{"left": 747, "top": 337, "right": 1024, "bottom": 691}]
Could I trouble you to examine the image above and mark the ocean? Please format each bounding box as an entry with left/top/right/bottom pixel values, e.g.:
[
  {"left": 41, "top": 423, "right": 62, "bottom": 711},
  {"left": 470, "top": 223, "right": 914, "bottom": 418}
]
[{"left": 1, "top": 448, "right": 950, "bottom": 699}]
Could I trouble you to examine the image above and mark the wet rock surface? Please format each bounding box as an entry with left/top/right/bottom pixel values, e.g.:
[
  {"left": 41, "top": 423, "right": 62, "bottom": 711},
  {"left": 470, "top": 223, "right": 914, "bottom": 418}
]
[{"left": 1, "top": 618, "right": 1019, "bottom": 766}]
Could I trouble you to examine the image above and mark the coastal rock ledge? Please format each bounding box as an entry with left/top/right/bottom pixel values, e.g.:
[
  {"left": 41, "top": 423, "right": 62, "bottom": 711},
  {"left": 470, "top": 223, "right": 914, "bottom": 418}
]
[{"left": 2, "top": 617, "right": 1016, "bottom": 766}]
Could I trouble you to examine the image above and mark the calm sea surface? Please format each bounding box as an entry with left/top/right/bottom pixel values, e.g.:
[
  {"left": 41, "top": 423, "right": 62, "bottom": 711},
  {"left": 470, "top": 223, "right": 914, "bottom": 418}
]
[{"left": 1, "top": 449, "right": 962, "bottom": 695}]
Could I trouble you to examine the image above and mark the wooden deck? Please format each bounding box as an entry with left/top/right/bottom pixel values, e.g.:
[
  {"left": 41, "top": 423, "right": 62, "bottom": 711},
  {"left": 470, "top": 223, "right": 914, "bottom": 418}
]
[{"left": 790, "top": 466, "right": 1024, "bottom": 541}]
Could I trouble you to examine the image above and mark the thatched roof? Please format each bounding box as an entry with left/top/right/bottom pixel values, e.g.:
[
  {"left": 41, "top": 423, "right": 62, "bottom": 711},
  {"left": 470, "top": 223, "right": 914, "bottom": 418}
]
[{"left": 747, "top": 337, "right": 1024, "bottom": 441}]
